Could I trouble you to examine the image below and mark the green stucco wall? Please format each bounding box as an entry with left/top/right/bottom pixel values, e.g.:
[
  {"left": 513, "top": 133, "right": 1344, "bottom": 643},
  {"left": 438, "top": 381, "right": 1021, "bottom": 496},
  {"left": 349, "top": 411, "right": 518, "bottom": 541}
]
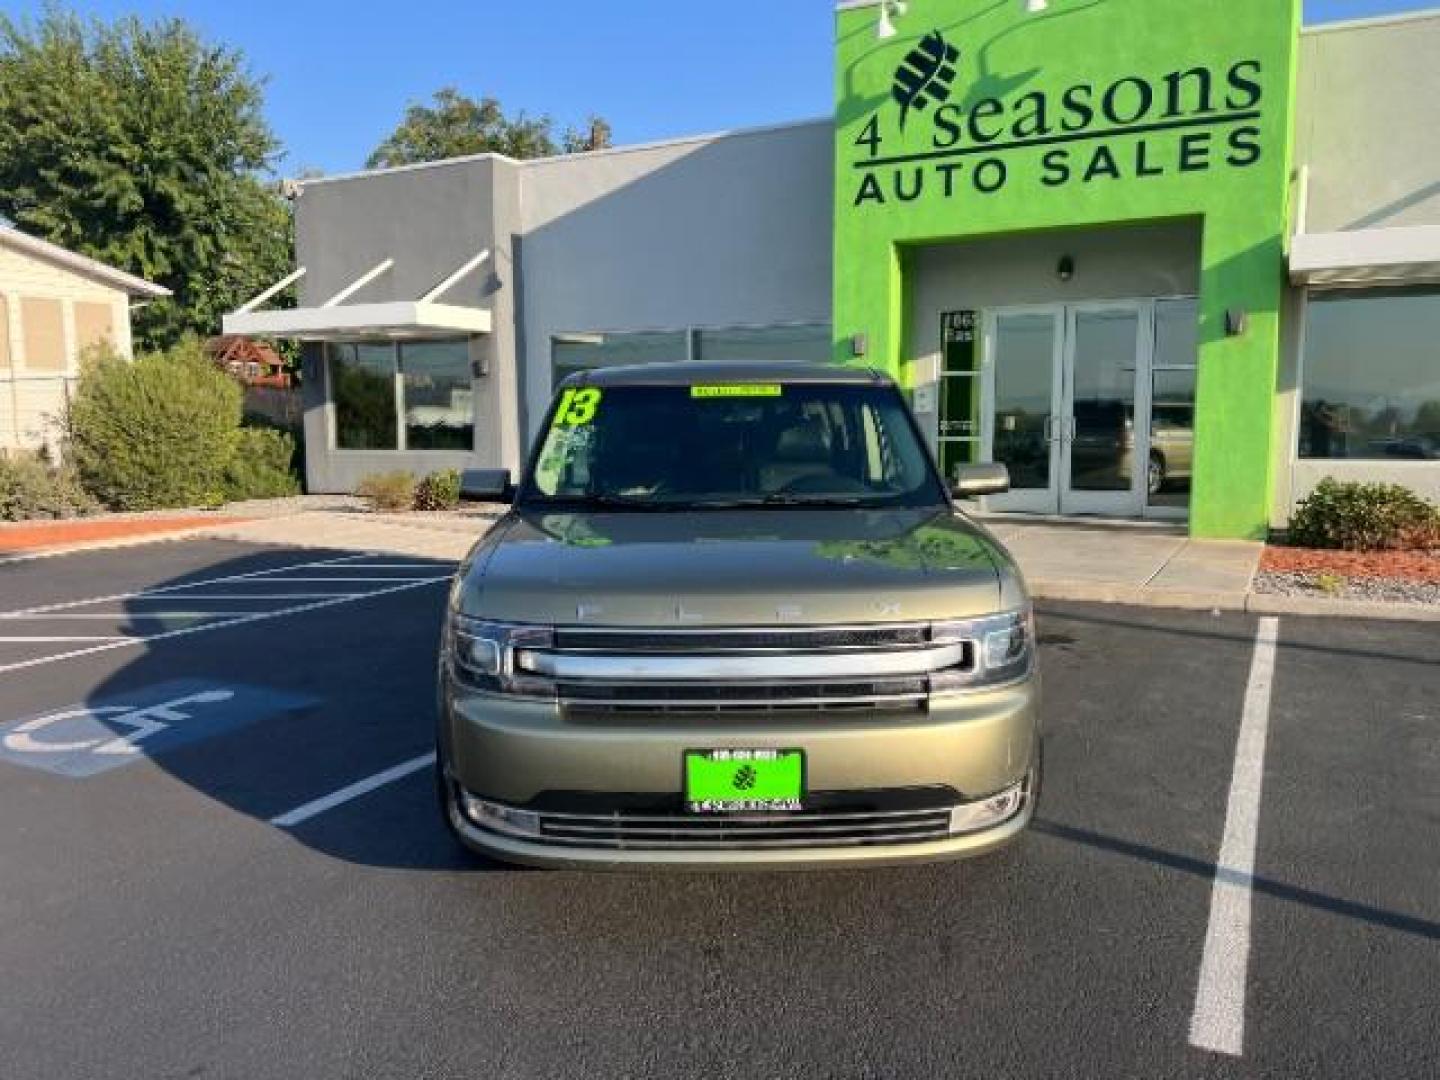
[{"left": 834, "top": 0, "right": 1301, "bottom": 538}]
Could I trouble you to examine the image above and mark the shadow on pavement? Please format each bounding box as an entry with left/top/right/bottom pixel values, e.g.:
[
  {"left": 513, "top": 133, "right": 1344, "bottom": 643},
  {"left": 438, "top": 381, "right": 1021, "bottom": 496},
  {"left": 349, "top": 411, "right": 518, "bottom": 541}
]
[{"left": 74, "top": 543, "right": 508, "bottom": 874}]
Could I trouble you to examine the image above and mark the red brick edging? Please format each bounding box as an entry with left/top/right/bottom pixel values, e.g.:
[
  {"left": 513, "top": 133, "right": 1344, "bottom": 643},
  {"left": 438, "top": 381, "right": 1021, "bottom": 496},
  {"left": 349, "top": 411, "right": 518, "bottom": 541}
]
[{"left": 0, "top": 516, "right": 246, "bottom": 553}]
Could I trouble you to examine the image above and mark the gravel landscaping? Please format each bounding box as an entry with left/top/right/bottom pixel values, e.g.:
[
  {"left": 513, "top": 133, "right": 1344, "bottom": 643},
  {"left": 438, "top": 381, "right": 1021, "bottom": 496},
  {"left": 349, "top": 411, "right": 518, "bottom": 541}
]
[{"left": 1255, "top": 570, "right": 1440, "bottom": 606}]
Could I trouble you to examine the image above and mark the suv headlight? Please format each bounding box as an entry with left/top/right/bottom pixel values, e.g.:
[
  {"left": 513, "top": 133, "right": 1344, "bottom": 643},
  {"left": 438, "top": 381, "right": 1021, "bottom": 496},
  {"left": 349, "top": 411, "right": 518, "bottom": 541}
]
[
  {"left": 449, "top": 616, "right": 556, "bottom": 697},
  {"left": 929, "top": 607, "right": 1035, "bottom": 692}
]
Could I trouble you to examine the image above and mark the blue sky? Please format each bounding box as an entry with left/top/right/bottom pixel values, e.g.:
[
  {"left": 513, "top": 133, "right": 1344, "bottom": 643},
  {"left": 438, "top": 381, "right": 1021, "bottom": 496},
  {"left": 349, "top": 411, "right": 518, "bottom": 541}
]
[{"left": 4, "top": 0, "right": 1434, "bottom": 175}]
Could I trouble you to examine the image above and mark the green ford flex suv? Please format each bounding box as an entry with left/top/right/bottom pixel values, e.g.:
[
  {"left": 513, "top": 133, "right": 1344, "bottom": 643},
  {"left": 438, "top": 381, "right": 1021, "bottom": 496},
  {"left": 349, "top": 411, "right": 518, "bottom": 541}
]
[{"left": 437, "top": 362, "right": 1041, "bottom": 870}]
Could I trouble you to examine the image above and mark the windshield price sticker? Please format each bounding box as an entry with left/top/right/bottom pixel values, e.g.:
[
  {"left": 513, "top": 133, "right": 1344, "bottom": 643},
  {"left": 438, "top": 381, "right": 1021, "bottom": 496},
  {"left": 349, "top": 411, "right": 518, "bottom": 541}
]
[
  {"left": 554, "top": 387, "right": 602, "bottom": 426},
  {"left": 691, "top": 384, "right": 784, "bottom": 399}
]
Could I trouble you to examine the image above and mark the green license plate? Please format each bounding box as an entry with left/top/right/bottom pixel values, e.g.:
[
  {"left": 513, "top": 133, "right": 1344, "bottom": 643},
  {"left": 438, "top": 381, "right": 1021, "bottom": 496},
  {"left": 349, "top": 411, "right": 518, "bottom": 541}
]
[{"left": 685, "top": 749, "right": 805, "bottom": 814}]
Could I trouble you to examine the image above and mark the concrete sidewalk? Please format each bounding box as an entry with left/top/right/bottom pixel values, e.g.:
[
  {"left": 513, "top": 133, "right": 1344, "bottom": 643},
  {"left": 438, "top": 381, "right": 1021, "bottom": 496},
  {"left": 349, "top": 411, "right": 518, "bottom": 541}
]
[{"left": 981, "top": 518, "right": 1261, "bottom": 609}]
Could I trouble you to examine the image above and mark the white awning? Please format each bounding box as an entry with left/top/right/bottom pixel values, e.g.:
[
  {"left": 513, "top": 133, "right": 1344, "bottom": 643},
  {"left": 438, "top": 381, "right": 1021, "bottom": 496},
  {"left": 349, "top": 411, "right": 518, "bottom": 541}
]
[
  {"left": 1290, "top": 225, "right": 1440, "bottom": 286},
  {"left": 223, "top": 301, "right": 491, "bottom": 340},
  {"left": 223, "top": 249, "right": 492, "bottom": 340}
]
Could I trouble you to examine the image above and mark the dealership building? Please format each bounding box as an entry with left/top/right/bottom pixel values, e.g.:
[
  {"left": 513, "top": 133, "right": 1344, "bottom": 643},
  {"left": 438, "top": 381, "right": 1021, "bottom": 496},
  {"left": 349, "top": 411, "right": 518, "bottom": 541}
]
[{"left": 225, "top": 0, "right": 1440, "bottom": 539}]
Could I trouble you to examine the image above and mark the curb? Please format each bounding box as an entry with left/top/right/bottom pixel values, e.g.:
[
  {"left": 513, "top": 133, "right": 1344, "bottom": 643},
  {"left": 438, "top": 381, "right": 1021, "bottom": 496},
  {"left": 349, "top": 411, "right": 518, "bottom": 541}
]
[
  {"left": 1031, "top": 580, "right": 1440, "bottom": 622},
  {"left": 0, "top": 523, "right": 254, "bottom": 566},
  {"left": 1245, "top": 593, "right": 1440, "bottom": 623}
]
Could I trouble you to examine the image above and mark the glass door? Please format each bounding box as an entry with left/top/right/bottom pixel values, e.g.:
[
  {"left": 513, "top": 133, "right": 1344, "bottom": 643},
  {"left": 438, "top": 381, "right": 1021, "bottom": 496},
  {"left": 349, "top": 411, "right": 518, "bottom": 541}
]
[
  {"left": 982, "top": 307, "right": 1064, "bottom": 514},
  {"left": 1059, "top": 303, "right": 1149, "bottom": 517}
]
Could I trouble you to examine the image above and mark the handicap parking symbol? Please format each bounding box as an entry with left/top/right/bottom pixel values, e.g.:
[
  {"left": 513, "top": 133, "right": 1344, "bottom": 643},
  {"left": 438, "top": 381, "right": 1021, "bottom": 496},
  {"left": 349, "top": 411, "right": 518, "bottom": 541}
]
[{"left": 0, "top": 679, "right": 319, "bottom": 778}]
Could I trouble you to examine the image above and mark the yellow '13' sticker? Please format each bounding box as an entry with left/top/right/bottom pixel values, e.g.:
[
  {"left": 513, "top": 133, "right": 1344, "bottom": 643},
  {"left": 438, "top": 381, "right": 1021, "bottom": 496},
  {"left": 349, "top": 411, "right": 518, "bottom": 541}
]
[{"left": 554, "top": 387, "right": 602, "bottom": 426}]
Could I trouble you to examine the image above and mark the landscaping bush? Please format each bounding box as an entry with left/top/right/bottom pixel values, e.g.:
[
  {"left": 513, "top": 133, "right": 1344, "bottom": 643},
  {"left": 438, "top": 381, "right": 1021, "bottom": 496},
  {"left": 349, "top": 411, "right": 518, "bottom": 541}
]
[
  {"left": 356, "top": 471, "right": 417, "bottom": 512},
  {"left": 1288, "top": 478, "right": 1440, "bottom": 552},
  {"left": 0, "top": 453, "right": 100, "bottom": 521},
  {"left": 413, "top": 469, "right": 462, "bottom": 512},
  {"left": 67, "top": 340, "right": 242, "bottom": 510},
  {"left": 223, "top": 427, "right": 301, "bottom": 501}
]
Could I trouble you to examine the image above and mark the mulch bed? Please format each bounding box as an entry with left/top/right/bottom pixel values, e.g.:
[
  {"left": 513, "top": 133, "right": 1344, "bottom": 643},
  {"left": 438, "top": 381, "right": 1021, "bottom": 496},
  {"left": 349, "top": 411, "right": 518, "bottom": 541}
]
[
  {"left": 1261, "top": 546, "right": 1440, "bottom": 584},
  {"left": 0, "top": 516, "right": 244, "bottom": 553}
]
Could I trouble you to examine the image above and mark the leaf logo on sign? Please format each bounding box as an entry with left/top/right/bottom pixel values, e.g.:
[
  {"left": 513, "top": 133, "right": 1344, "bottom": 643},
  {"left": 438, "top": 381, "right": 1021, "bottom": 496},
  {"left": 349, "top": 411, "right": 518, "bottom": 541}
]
[{"left": 892, "top": 31, "right": 961, "bottom": 131}]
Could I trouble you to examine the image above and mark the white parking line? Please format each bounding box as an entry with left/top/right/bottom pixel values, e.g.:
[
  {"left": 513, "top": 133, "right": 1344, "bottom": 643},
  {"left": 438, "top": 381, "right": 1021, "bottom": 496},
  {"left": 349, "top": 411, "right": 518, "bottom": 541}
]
[
  {"left": 0, "top": 578, "right": 447, "bottom": 677},
  {"left": 0, "top": 612, "right": 262, "bottom": 620},
  {"left": 271, "top": 753, "right": 436, "bottom": 827},
  {"left": 1190, "top": 616, "right": 1280, "bottom": 1058},
  {"left": 0, "top": 553, "right": 379, "bottom": 619}
]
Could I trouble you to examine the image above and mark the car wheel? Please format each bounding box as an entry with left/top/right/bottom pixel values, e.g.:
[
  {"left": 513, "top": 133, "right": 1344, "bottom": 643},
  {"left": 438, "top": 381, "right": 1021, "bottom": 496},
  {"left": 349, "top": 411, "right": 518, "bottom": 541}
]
[{"left": 1147, "top": 452, "right": 1166, "bottom": 498}]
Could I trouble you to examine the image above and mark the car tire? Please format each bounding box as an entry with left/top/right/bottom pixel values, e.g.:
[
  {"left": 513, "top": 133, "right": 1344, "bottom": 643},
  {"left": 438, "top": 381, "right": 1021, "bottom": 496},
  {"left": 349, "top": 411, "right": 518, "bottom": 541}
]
[{"left": 1147, "top": 452, "right": 1166, "bottom": 498}]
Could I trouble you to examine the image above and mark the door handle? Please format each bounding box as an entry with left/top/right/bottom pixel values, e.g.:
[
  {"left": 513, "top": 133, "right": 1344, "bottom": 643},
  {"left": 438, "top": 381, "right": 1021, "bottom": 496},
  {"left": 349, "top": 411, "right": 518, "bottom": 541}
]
[{"left": 1042, "top": 416, "right": 1055, "bottom": 443}]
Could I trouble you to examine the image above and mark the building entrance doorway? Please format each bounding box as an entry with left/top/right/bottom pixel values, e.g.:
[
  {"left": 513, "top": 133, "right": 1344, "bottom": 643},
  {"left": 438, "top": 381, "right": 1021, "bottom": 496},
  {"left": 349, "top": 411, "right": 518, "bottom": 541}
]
[{"left": 975, "top": 297, "right": 1198, "bottom": 519}]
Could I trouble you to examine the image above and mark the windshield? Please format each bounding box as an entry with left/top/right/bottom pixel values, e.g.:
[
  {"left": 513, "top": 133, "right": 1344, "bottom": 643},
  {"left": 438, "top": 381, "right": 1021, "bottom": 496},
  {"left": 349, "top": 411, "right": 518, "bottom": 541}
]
[{"left": 519, "top": 382, "right": 948, "bottom": 510}]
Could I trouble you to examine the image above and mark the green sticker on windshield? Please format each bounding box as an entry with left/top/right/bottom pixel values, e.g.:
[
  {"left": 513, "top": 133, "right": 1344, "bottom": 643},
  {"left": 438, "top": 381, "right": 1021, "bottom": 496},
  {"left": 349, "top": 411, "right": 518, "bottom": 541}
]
[
  {"left": 554, "top": 387, "right": 602, "bottom": 426},
  {"left": 691, "top": 384, "right": 784, "bottom": 399}
]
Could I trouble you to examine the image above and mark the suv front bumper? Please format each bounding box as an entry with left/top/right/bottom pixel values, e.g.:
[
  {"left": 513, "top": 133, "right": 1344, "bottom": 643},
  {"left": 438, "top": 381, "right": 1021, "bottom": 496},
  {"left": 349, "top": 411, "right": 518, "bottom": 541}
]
[{"left": 439, "top": 678, "right": 1040, "bottom": 870}]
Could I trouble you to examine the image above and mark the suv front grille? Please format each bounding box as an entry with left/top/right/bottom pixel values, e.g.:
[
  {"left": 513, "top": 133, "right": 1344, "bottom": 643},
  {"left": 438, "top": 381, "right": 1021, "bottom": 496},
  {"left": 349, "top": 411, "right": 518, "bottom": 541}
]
[
  {"left": 543, "top": 623, "right": 971, "bottom": 715},
  {"left": 536, "top": 806, "right": 953, "bottom": 849}
]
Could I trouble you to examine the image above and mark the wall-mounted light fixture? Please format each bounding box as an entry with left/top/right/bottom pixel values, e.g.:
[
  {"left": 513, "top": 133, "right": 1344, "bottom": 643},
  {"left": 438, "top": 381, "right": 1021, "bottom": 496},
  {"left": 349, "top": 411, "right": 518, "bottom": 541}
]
[
  {"left": 877, "top": 0, "right": 908, "bottom": 40},
  {"left": 1225, "top": 308, "right": 1249, "bottom": 337},
  {"left": 1057, "top": 255, "right": 1076, "bottom": 282},
  {"left": 1025, "top": 0, "right": 1050, "bottom": 12},
  {"left": 851, "top": 333, "right": 870, "bottom": 358}
]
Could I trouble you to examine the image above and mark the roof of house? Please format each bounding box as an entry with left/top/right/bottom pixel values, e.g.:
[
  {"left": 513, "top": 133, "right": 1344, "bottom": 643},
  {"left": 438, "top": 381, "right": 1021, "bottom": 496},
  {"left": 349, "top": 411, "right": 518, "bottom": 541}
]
[
  {"left": 204, "top": 335, "right": 285, "bottom": 368},
  {"left": 0, "top": 226, "right": 171, "bottom": 299}
]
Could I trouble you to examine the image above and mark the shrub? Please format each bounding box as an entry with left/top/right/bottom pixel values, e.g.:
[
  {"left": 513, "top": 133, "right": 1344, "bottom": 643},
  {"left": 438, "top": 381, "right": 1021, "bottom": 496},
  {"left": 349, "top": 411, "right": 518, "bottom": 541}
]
[
  {"left": 0, "top": 453, "right": 100, "bottom": 521},
  {"left": 223, "top": 427, "right": 301, "bottom": 501},
  {"left": 356, "top": 471, "right": 417, "bottom": 512},
  {"left": 1288, "top": 478, "right": 1440, "bottom": 552},
  {"left": 67, "top": 340, "right": 242, "bottom": 510},
  {"left": 413, "top": 469, "right": 462, "bottom": 512}
]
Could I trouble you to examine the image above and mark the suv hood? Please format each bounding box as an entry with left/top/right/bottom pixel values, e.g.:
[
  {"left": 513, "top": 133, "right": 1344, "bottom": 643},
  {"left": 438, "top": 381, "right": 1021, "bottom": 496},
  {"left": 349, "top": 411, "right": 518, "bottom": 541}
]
[{"left": 458, "top": 508, "right": 1021, "bottom": 626}]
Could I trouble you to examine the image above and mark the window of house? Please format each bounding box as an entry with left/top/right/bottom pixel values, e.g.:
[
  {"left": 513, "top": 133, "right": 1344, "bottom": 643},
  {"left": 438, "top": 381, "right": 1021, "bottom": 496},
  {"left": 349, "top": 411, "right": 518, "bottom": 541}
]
[
  {"left": 550, "top": 324, "right": 833, "bottom": 388},
  {"left": 401, "top": 340, "right": 474, "bottom": 450},
  {"left": 74, "top": 301, "right": 115, "bottom": 357},
  {"left": 330, "top": 343, "right": 399, "bottom": 450},
  {"left": 1299, "top": 288, "right": 1440, "bottom": 461},
  {"left": 693, "top": 324, "right": 831, "bottom": 365},
  {"left": 551, "top": 330, "right": 689, "bottom": 385},
  {"left": 21, "top": 298, "right": 66, "bottom": 372},
  {"left": 329, "top": 339, "right": 475, "bottom": 451}
]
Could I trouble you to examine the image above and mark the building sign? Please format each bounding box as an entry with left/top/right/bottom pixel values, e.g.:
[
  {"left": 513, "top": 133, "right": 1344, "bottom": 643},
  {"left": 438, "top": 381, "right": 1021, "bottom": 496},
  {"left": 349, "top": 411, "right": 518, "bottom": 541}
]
[
  {"left": 832, "top": 0, "right": 1301, "bottom": 539},
  {"left": 850, "top": 28, "right": 1266, "bottom": 208}
]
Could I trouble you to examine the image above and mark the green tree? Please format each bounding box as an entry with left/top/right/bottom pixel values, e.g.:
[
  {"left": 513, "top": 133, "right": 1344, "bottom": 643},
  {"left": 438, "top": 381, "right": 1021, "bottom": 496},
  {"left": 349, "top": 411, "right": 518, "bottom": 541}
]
[
  {"left": 0, "top": 8, "right": 292, "bottom": 350},
  {"left": 367, "top": 87, "right": 612, "bottom": 167}
]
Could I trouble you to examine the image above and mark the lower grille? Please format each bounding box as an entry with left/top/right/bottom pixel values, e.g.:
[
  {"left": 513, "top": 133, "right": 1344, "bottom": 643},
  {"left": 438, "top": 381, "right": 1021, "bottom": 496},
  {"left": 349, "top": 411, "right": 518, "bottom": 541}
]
[
  {"left": 559, "top": 677, "right": 928, "bottom": 715},
  {"left": 536, "top": 807, "right": 953, "bottom": 850}
]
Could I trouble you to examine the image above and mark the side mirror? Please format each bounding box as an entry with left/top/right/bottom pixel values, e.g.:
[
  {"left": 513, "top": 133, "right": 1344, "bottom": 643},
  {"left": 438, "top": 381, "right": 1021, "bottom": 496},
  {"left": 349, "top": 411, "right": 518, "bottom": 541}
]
[
  {"left": 460, "top": 468, "right": 514, "bottom": 504},
  {"left": 951, "top": 463, "right": 1010, "bottom": 500}
]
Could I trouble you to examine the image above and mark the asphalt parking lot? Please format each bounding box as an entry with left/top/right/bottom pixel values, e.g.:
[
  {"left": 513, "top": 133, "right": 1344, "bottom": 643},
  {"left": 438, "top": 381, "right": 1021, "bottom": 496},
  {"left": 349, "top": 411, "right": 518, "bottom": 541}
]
[{"left": 0, "top": 538, "right": 1435, "bottom": 1079}]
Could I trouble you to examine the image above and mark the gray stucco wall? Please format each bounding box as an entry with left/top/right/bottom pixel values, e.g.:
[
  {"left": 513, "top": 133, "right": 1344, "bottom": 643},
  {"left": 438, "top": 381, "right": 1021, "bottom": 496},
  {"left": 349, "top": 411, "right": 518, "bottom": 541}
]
[
  {"left": 516, "top": 121, "right": 835, "bottom": 443},
  {"left": 293, "top": 157, "right": 523, "bottom": 492},
  {"left": 1295, "top": 14, "right": 1440, "bottom": 233}
]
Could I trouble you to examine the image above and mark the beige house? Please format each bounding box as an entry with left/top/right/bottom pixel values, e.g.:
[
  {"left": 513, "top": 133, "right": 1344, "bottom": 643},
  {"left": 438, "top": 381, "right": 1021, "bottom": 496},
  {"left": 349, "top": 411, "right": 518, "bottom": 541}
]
[{"left": 0, "top": 226, "right": 170, "bottom": 456}]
